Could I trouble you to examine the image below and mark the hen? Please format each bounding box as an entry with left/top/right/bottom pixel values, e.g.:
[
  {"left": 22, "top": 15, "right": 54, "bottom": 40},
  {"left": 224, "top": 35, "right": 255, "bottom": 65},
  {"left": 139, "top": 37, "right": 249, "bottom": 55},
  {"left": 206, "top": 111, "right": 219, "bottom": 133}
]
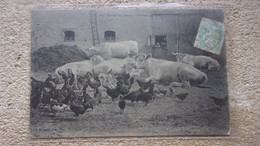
[
  {"left": 175, "top": 93, "right": 189, "bottom": 102},
  {"left": 118, "top": 95, "right": 126, "bottom": 114},
  {"left": 136, "top": 83, "right": 155, "bottom": 106}
]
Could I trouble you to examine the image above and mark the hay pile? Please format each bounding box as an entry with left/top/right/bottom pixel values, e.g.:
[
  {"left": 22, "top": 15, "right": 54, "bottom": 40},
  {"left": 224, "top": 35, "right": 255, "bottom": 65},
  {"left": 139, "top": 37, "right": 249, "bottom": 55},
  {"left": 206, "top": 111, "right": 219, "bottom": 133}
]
[{"left": 31, "top": 45, "right": 89, "bottom": 72}]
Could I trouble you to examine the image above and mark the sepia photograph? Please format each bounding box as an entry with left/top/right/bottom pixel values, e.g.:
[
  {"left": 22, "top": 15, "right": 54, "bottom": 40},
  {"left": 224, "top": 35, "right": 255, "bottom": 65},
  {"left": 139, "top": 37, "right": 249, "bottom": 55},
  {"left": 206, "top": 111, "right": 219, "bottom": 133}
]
[{"left": 30, "top": 9, "right": 230, "bottom": 138}]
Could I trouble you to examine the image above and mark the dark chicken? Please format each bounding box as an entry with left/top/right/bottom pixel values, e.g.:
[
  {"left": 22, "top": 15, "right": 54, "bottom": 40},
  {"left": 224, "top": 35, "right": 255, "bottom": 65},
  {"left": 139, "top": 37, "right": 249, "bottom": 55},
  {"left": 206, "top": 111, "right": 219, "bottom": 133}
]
[
  {"left": 209, "top": 95, "right": 228, "bottom": 107},
  {"left": 58, "top": 68, "right": 74, "bottom": 86},
  {"left": 136, "top": 79, "right": 152, "bottom": 90},
  {"left": 88, "top": 72, "right": 101, "bottom": 89},
  {"left": 41, "top": 88, "right": 54, "bottom": 105},
  {"left": 102, "top": 83, "right": 121, "bottom": 101},
  {"left": 59, "top": 78, "right": 74, "bottom": 105},
  {"left": 118, "top": 95, "right": 126, "bottom": 114},
  {"left": 70, "top": 92, "right": 93, "bottom": 117},
  {"left": 157, "top": 87, "right": 168, "bottom": 96},
  {"left": 78, "top": 72, "right": 101, "bottom": 103},
  {"left": 83, "top": 90, "right": 92, "bottom": 103},
  {"left": 175, "top": 93, "right": 189, "bottom": 102},
  {"left": 31, "top": 75, "right": 62, "bottom": 109},
  {"left": 94, "top": 87, "right": 102, "bottom": 104},
  {"left": 44, "top": 74, "right": 57, "bottom": 90},
  {"left": 30, "top": 77, "right": 44, "bottom": 109},
  {"left": 103, "top": 76, "right": 134, "bottom": 101},
  {"left": 136, "top": 83, "right": 155, "bottom": 106},
  {"left": 169, "top": 87, "right": 174, "bottom": 95},
  {"left": 116, "top": 73, "right": 130, "bottom": 83},
  {"left": 78, "top": 72, "right": 101, "bottom": 89},
  {"left": 116, "top": 73, "right": 134, "bottom": 86},
  {"left": 41, "top": 75, "right": 74, "bottom": 106},
  {"left": 123, "top": 88, "right": 143, "bottom": 104},
  {"left": 77, "top": 73, "right": 91, "bottom": 89},
  {"left": 117, "top": 81, "right": 130, "bottom": 96}
]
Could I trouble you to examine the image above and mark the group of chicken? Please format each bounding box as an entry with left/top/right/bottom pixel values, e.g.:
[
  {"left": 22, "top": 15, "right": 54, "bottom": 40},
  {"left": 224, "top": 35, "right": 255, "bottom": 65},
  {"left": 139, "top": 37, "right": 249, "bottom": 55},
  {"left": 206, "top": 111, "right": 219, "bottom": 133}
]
[
  {"left": 31, "top": 70, "right": 227, "bottom": 117},
  {"left": 31, "top": 73, "right": 94, "bottom": 117},
  {"left": 31, "top": 69, "right": 172, "bottom": 117}
]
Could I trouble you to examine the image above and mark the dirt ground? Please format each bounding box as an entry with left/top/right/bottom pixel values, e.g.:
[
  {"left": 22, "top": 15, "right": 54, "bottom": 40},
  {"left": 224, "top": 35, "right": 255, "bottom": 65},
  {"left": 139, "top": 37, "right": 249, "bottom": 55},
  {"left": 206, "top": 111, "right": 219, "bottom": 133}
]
[{"left": 30, "top": 67, "right": 229, "bottom": 138}]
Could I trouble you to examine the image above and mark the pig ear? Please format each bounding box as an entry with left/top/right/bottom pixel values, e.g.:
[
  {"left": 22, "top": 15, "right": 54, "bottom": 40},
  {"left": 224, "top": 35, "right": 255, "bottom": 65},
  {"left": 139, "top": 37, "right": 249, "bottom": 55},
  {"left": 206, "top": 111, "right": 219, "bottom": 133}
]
[
  {"left": 61, "top": 70, "right": 66, "bottom": 76},
  {"left": 89, "top": 72, "right": 93, "bottom": 77},
  {"left": 85, "top": 72, "right": 92, "bottom": 78},
  {"left": 133, "top": 55, "right": 139, "bottom": 60},
  {"left": 57, "top": 70, "right": 61, "bottom": 75},
  {"left": 107, "top": 69, "right": 113, "bottom": 75},
  {"left": 145, "top": 53, "right": 152, "bottom": 59},
  {"left": 68, "top": 68, "right": 74, "bottom": 77}
]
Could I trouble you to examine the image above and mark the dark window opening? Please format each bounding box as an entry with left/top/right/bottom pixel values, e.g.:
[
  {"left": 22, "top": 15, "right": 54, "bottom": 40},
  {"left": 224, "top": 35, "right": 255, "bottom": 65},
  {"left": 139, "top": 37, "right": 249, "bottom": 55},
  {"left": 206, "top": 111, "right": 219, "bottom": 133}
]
[
  {"left": 155, "top": 35, "right": 167, "bottom": 48},
  {"left": 104, "top": 31, "right": 115, "bottom": 42},
  {"left": 64, "top": 31, "right": 75, "bottom": 41}
]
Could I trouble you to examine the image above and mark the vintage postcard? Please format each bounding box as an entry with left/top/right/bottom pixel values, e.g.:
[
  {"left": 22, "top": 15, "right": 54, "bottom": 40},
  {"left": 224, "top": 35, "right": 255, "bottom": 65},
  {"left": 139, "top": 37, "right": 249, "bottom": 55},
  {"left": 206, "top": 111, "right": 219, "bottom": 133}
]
[{"left": 30, "top": 8, "right": 229, "bottom": 138}]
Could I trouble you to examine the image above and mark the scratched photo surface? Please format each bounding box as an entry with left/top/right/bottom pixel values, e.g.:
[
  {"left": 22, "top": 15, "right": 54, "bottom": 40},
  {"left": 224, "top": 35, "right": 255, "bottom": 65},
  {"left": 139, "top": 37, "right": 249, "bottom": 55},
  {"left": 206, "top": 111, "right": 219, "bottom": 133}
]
[{"left": 30, "top": 9, "right": 229, "bottom": 138}]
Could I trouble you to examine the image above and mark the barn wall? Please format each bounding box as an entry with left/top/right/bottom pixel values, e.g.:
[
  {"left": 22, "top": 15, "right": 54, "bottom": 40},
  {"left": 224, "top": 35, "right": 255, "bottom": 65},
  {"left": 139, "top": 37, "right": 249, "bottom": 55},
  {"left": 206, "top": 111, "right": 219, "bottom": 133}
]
[
  {"left": 31, "top": 10, "right": 93, "bottom": 51},
  {"left": 31, "top": 9, "right": 225, "bottom": 65},
  {"left": 31, "top": 10, "right": 152, "bottom": 53},
  {"left": 150, "top": 10, "right": 224, "bottom": 52},
  {"left": 96, "top": 10, "right": 151, "bottom": 52},
  {"left": 148, "top": 10, "right": 225, "bottom": 65}
]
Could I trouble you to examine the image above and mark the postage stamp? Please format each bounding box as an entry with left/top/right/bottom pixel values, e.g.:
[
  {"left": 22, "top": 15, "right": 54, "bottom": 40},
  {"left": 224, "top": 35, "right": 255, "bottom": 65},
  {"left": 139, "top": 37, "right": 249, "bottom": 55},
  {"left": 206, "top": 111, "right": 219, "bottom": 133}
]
[{"left": 194, "top": 17, "right": 225, "bottom": 55}]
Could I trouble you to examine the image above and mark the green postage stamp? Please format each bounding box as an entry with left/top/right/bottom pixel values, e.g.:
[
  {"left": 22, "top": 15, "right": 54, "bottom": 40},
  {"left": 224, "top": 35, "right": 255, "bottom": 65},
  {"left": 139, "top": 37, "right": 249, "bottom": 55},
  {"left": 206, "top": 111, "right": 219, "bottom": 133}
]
[{"left": 194, "top": 17, "right": 225, "bottom": 55}]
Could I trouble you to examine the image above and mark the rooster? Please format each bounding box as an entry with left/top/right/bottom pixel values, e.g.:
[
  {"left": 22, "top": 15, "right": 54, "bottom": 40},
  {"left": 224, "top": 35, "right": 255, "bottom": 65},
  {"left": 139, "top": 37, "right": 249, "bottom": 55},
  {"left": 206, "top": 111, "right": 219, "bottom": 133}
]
[{"left": 102, "top": 83, "right": 121, "bottom": 101}]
